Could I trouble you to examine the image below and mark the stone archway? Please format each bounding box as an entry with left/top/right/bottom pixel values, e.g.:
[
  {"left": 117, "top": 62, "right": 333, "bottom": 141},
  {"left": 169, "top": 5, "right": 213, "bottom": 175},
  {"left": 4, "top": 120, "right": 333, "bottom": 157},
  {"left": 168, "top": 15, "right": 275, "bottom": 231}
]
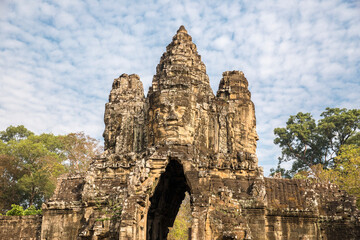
[{"left": 146, "top": 159, "right": 190, "bottom": 240}]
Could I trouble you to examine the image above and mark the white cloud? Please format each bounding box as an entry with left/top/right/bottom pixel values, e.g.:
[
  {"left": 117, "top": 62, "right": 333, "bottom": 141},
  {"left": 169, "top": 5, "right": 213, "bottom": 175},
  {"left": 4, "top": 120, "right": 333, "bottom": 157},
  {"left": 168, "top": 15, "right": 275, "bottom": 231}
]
[{"left": 0, "top": 0, "right": 359, "bottom": 176}]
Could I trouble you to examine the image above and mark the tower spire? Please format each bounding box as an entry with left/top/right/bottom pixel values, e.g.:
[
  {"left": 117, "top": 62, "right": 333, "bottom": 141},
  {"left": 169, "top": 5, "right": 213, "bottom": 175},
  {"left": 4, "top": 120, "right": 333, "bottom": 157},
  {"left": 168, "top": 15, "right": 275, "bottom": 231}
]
[
  {"left": 148, "top": 25, "right": 213, "bottom": 96},
  {"left": 177, "top": 25, "right": 187, "bottom": 34}
]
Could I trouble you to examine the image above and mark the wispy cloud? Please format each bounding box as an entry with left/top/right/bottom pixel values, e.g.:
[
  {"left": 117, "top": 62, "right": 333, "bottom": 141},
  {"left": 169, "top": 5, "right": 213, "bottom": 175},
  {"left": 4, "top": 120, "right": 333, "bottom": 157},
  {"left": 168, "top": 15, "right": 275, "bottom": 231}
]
[{"left": 1, "top": 0, "right": 359, "bottom": 175}]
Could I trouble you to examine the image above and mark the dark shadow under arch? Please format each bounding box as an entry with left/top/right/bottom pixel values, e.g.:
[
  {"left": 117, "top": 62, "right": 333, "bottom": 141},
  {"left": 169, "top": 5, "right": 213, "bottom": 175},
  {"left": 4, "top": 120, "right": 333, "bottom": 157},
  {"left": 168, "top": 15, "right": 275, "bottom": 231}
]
[{"left": 146, "top": 159, "right": 190, "bottom": 240}]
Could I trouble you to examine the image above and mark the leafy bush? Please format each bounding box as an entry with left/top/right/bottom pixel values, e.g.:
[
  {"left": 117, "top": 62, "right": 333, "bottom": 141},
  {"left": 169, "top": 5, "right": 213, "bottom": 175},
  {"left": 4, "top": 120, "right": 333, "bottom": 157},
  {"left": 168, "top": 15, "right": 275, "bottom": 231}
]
[
  {"left": 6, "top": 204, "right": 24, "bottom": 216},
  {"left": 24, "top": 205, "right": 42, "bottom": 215},
  {"left": 5, "top": 204, "right": 42, "bottom": 216}
]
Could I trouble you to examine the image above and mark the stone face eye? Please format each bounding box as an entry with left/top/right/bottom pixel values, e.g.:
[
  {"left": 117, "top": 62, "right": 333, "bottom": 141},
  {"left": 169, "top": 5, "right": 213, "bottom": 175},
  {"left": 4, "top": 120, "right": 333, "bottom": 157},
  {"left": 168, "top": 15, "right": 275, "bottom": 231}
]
[{"left": 175, "top": 106, "right": 186, "bottom": 116}]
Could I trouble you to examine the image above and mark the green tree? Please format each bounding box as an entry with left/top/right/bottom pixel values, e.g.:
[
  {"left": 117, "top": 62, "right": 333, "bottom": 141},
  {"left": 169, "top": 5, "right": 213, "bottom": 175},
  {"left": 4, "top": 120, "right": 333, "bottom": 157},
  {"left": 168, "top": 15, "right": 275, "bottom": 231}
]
[
  {"left": 327, "top": 144, "right": 360, "bottom": 207},
  {"left": 6, "top": 204, "right": 24, "bottom": 216},
  {"left": 272, "top": 108, "right": 360, "bottom": 177},
  {"left": 5, "top": 204, "right": 42, "bottom": 216},
  {"left": 0, "top": 129, "right": 66, "bottom": 208},
  {"left": 23, "top": 205, "right": 42, "bottom": 215},
  {"left": 0, "top": 154, "right": 24, "bottom": 211},
  {"left": 168, "top": 192, "right": 192, "bottom": 240},
  {"left": 0, "top": 125, "right": 102, "bottom": 213},
  {"left": 346, "top": 132, "right": 360, "bottom": 146},
  {"left": 0, "top": 125, "right": 34, "bottom": 142},
  {"left": 292, "top": 145, "right": 360, "bottom": 208},
  {"left": 60, "top": 132, "right": 102, "bottom": 174}
]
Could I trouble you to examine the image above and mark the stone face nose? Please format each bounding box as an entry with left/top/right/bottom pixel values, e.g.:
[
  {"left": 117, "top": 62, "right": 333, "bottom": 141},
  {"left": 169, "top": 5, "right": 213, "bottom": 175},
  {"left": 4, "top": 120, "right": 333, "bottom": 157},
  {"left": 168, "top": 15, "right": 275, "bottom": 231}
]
[{"left": 166, "top": 107, "right": 178, "bottom": 121}]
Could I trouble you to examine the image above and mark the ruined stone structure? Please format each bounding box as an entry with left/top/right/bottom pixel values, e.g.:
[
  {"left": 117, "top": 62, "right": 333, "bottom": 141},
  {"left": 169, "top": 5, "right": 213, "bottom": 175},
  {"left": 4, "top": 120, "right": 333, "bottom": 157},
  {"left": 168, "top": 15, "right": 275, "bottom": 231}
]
[{"left": 10, "top": 26, "right": 360, "bottom": 240}]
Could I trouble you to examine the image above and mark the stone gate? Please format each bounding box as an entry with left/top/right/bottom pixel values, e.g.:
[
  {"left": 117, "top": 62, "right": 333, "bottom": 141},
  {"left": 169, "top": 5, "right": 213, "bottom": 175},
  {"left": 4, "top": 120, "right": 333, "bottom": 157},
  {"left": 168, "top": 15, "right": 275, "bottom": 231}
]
[{"left": 40, "top": 26, "right": 360, "bottom": 240}]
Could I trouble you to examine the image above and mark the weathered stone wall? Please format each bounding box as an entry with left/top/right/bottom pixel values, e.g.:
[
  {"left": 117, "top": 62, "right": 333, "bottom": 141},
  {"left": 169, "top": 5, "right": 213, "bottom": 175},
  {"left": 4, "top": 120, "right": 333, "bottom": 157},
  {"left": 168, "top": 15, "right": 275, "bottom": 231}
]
[
  {"left": 0, "top": 215, "right": 42, "bottom": 240},
  {"left": 265, "top": 215, "right": 320, "bottom": 240},
  {"left": 41, "top": 174, "right": 86, "bottom": 240},
  {"left": 41, "top": 209, "right": 84, "bottom": 240},
  {"left": 265, "top": 178, "right": 360, "bottom": 240}
]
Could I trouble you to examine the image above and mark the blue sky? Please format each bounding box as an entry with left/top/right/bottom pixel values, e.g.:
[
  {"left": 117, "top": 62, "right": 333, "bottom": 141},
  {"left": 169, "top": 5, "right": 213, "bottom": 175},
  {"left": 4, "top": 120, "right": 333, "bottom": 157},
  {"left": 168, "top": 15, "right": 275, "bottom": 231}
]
[{"left": 1, "top": 0, "right": 359, "bottom": 175}]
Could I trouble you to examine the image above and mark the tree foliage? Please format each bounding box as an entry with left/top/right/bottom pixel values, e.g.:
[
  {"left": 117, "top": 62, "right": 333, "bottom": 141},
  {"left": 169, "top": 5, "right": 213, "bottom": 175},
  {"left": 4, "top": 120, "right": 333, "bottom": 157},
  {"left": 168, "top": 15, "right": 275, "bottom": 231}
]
[
  {"left": 272, "top": 108, "right": 360, "bottom": 177},
  {"left": 5, "top": 204, "right": 24, "bottom": 216},
  {"left": 0, "top": 125, "right": 102, "bottom": 213},
  {"left": 0, "top": 125, "right": 34, "bottom": 142},
  {"left": 0, "top": 154, "right": 24, "bottom": 211},
  {"left": 23, "top": 205, "right": 42, "bottom": 215},
  {"left": 5, "top": 204, "right": 42, "bottom": 216},
  {"left": 168, "top": 192, "right": 192, "bottom": 240},
  {"left": 60, "top": 132, "right": 102, "bottom": 174},
  {"left": 292, "top": 145, "right": 360, "bottom": 208},
  {"left": 0, "top": 130, "right": 65, "bottom": 208},
  {"left": 326, "top": 144, "right": 360, "bottom": 208}
]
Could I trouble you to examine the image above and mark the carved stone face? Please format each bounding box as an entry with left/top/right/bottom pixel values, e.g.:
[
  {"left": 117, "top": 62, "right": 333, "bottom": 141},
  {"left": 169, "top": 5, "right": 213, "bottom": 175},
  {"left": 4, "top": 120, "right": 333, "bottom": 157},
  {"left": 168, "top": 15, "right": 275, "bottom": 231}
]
[{"left": 149, "top": 90, "right": 195, "bottom": 145}]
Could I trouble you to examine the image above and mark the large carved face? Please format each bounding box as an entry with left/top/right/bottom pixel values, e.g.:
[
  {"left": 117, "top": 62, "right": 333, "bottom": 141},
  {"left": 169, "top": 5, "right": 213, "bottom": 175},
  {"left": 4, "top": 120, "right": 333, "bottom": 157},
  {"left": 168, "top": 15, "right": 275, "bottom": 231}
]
[{"left": 148, "top": 90, "right": 195, "bottom": 145}]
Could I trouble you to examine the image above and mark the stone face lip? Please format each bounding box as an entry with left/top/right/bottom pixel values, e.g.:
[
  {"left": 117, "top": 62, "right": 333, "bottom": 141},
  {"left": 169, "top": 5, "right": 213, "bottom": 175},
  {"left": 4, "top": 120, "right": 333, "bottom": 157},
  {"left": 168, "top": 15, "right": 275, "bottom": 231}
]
[{"left": 34, "top": 26, "right": 360, "bottom": 240}]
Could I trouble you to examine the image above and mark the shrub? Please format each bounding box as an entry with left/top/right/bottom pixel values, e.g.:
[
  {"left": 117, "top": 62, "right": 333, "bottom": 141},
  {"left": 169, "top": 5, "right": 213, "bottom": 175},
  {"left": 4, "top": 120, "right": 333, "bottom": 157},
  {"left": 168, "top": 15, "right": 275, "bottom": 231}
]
[
  {"left": 5, "top": 204, "right": 42, "bottom": 216},
  {"left": 6, "top": 204, "right": 24, "bottom": 216},
  {"left": 23, "top": 205, "right": 42, "bottom": 215}
]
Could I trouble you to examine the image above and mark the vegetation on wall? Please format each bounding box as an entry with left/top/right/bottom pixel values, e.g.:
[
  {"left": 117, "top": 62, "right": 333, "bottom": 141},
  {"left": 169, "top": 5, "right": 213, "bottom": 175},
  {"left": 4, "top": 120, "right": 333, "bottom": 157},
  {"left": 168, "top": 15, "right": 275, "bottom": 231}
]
[{"left": 5, "top": 204, "right": 42, "bottom": 216}]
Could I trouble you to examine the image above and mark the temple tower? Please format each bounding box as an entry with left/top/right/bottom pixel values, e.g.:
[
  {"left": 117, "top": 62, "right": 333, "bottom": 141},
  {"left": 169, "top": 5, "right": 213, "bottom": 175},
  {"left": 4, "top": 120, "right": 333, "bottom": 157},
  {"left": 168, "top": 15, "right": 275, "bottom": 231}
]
[{"left": 38, "top": 26, "right": 360, "bottom": 240}]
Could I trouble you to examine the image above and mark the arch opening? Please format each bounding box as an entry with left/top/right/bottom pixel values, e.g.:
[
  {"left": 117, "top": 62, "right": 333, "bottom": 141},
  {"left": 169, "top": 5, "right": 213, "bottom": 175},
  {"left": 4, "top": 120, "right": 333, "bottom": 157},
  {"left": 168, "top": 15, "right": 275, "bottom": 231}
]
[{"left": 146, "top": 159, "right": 190, "bottom": 240}]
